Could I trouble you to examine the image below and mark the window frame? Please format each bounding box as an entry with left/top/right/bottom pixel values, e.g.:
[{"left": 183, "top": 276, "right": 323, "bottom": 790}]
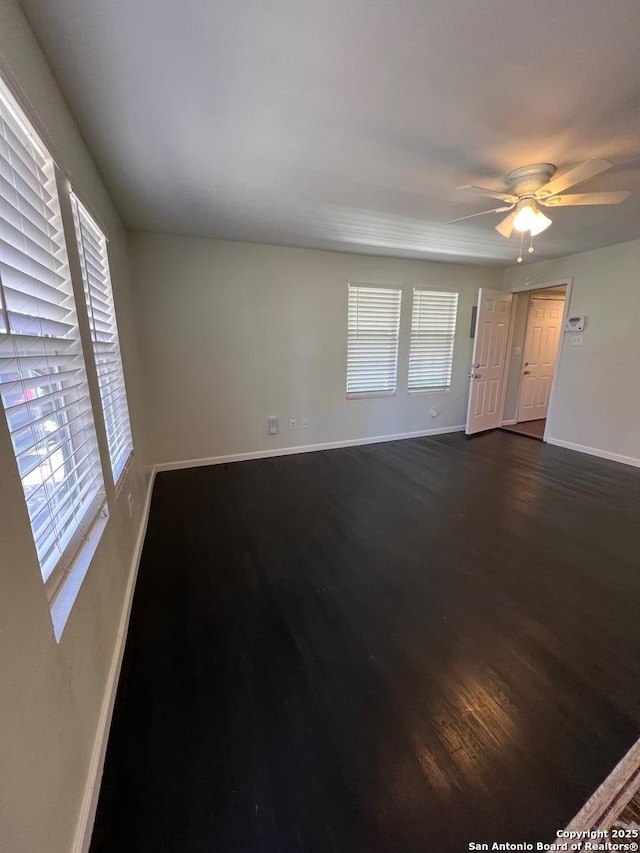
[
  {"left": 407, "top": 286, "right": 459, "bottom": 394},
  {"left": 0, "top": 71, "right": 109, "bottom": 635},
  {"left": 71, "top": 192, "right": 133, "bottom": 488},
  {"left": 346, "top": 282, "right": 403, "bottom": 399}
]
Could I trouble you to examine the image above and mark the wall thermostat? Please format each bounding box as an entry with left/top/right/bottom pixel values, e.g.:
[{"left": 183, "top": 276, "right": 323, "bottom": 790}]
[{"left": 564, "top": 315, "right": 586, "bottom": 332}]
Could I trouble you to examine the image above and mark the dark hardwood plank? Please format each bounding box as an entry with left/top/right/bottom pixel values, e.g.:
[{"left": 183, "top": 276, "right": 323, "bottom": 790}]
[
  {"left": 90, "top": 431, "right": 640, "bottom": 852},
  {"left": 501, "top": 418, "right": 546, "bottom": 439}
]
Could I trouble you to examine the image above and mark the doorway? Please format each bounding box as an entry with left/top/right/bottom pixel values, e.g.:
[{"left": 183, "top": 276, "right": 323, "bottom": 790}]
[
  {"left": 465, "top": 279, "right": 572, "bottom": 441},
  {"left": 501, "top": 284, "right": 566, "bottom": 441}
]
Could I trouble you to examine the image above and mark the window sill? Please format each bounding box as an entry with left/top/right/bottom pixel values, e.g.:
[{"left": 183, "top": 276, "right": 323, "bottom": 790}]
[
  {"left": 114, "top": 450, "right": 134, "bottom": 497},
  {"left": 407, "top": 387, "right": 451, "bottom": 395},
  {"left": 346, "top": 390, "right": 396, "bottom": 400},
  {"left": 49, "top": 509, "right": 110, "bottom": 642}
]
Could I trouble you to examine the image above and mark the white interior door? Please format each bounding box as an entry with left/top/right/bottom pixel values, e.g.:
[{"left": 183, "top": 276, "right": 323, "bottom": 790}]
[
  {"left": 517, "top": 298, "right": 564, "bottom": 423},
  {"left": 466, "top": 288, "right": 513, "bottom": 435}
]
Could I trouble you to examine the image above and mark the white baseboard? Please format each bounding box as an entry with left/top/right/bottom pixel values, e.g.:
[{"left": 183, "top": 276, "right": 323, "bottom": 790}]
[
  {"left": 67, "top": 423, "right": 639, "bottom": 851},
  {"left": 546, "top": 437, "right": 640, "bottom": 469},
  {"left": 501, "top": 419, "right": 518, "bottom": 426},
  {"left": 72, "top": 470, "right": 156, "bottom": 853},
  {"left": 69, "top": 423, "right": 463, "bottom": 849},
  {"left": 154, "top": 425, "right": 465, "bottom": 473}
]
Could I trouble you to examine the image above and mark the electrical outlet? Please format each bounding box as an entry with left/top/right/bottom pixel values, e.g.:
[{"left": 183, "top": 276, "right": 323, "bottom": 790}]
[
  {"left": 289, "top": 418, "right": 297, "bottom": 430},
  {"left": 127, "top": 493, "right": 134, "bottom": 518},
  {"left": 571, "top": 335, "right": 583, "bottom": 346},
  {"left": 429, "top": 406, "right": 439, "bottom": 418},
  {"left": 268, "top": 416, "right": 279, "bottom": 435},
  {"left": 302, "top": 418, "right": 310, "bottom": 429}
]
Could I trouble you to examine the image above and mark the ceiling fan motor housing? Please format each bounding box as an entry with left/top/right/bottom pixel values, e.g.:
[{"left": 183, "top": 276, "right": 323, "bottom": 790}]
[{"left": 505, "top": 163, "right": 556, "bottom": 197}]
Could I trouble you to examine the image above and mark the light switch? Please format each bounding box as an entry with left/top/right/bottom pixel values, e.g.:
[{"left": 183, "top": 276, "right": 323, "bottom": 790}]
[{"left": 514, "top": 346, "right": 522, "bottom": 356}]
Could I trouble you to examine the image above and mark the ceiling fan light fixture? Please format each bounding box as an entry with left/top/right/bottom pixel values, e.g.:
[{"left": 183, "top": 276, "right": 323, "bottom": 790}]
[
  {"left": 454, "top": 159, "right": 630, "bottom": 261},
  {"left": 512, "top": 199, "right": 552, "bottom": 236},
  {"left": 529, "top": 209, "right": 552, "bottom": 236},
  {"left": 513, "top": 200, "right": 538, "bottom": 232}
]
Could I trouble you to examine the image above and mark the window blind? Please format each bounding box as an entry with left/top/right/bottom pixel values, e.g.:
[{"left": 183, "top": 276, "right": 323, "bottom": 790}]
[
  {"left": 347, "top": 283, "right": 402, "bottom": 396},
  {"left": 408, "top": 289, "right": 459, "bottom": 390},
  {"left": 71, "top": 195, "right": 132, "bottom": 485},
  {"left": 0, "top": 78, "right": 105, "bottom": 595}
]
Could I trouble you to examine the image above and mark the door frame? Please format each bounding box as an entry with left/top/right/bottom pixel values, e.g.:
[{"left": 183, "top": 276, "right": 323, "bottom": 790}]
[
  {"left": 515, "top": 295, "right": 566, "bottom": 424},
  {"left": 500, "top": 277, "right": 573, "bottom": 442}
]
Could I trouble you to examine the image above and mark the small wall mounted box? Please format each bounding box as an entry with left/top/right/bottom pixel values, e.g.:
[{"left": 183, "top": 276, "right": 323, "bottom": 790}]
[{"left": 564, "top": 315, "right": 586, "bottom": 332}]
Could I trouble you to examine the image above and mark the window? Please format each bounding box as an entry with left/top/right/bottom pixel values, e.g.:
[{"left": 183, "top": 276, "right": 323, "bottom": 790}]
[
  {"left": 346, "top": 283, "right": 402, "bottom": 396},
  {"left": 71, "top": 195, "right": 133, "bottom": 484},
  {"left": 408, "top": 288, "right": 459, "bottom": 391},
  {"left": 0, "top": 77, "right": 105, "bottom": 600}
]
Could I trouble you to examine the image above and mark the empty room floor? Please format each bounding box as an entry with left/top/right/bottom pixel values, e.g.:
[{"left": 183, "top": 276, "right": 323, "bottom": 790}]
[
  {"left": 90, "top": 431, "right": 640, "bottom": 852},
  {"left": 501, "top": 419, "right": 547, "bottom": 440}
]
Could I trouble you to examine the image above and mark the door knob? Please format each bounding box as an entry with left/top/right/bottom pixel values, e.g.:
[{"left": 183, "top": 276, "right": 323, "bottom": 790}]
[
  {"left": 523, "top": 369, "right": 531, "bottom": 375},
  {"left": 473, "top": 362, "right": 480, "bottom": 368},
  {"left": 469, "top": 372, "right": 482, "bottom": 379}
]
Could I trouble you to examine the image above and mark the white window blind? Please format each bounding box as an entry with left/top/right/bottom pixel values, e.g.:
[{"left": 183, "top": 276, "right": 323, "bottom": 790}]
[
  {"left": 0, "top": 78, "right": 105, "bottom": 596},
  {"left": 408, "top": 288, "right": 459, "bottom": 390},
  {"left": 347, "top": 283, "right": 402, "bottom": 396},
  {"left": 71, "top": 195, "right": 133, "bottom": 485}
]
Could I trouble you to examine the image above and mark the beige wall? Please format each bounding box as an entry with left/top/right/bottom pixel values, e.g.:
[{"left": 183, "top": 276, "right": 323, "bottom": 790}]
[
  {"left": 129, "top": 232, "right": 503, "bottom": 466},
  {"left": 504, "top": 238, "right": 640, "bottom": 463},
  {"left": 0, "top": 2, "right": 148, "bottom": 852}
]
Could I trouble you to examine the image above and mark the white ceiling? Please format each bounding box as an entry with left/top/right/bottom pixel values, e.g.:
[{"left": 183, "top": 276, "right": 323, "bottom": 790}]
[{"left": 17, "top": 0, "right": 640, "bottom": 265}]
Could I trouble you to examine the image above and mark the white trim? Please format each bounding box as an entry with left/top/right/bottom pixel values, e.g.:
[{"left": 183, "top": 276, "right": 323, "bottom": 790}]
[
  {"left": 0, "top": 61, "right": 112, "bottom": 241},
  {"left": 496, "top": 290, "right": 518, "bottom": 427},
  {"left": 501, "top": 418, "right": 518, "bottom": 426},
  {"left": 565, "top": 735, "right": 640, "bottom": 831},
  {"left": 346, "top": 390, "right": 396, "bottom": 400},
  {"left": 50, "top": 507, "right": 110, "bottom": 642},
  {"left": 113, "top": 451, "right": 135, "bottom": 498},
  {"left": 348, "top": 279, "right": 403, "bottom": 290},
  {"left": 498, "top": 277, "right": 573, "bottom": 442},
  {"left": 413, "top": 284, "right": 461, "bottom": 294},
  {"left": 546, "top": 437, "right": 640, "bottom": 469},
  {"left": 154, "top": 426, "right": 465, "bottom": 473},
  {"left": 0, "top": 57, "right": 61, "bottom": 166},
  {"left": 64, "top": 425, "right": 639, "bottom": 853},
  {"left": 542, "top": 287, "right": 571, "bottom": 443},
  {"left": 504, "top": 276, "right": 573, "bottom": 294},
  {"left": 72, "top": 471, "right": 156, "bottom": 853},
  {"left": 515, "top": 293, "right": 567, "bottom": 429}
]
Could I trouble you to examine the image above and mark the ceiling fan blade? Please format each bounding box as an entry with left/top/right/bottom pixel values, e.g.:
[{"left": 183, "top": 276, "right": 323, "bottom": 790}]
[
  {"left": 540, "top": 190, "right": 631, "bottom": 207},
  {"left": 535, "top": 159, "right": 612, "bottom": 200},
  {"left": 444, "top": 204, "right": 514, "bottom": 225},
  {"left": 495, "top": 210, "right": 517, "bottom": 238},
  {"left": 458, "top": 185, "right": 519, "bottom": 204}
]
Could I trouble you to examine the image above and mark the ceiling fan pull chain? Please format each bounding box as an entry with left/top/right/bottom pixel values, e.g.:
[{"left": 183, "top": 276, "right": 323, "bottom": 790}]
[
  {"left": 517, "top": 231, "right": 524, "bottom": 263},
  {"left": 528, "top": 233, "right": 535, "bottom": 254}
]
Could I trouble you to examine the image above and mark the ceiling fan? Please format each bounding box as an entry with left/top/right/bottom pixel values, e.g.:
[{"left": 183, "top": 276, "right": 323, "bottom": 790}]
[{"left": 448, "top": 160, "right": 630, "bottom": 242}]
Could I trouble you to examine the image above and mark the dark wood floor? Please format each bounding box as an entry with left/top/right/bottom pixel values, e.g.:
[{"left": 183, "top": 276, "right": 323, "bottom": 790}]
[
  {"left": 91, "top": 431, "right": 640, "bottom": 853},
  {"left": 502, "top": 419, "right": 546, "bottom": 440}
]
